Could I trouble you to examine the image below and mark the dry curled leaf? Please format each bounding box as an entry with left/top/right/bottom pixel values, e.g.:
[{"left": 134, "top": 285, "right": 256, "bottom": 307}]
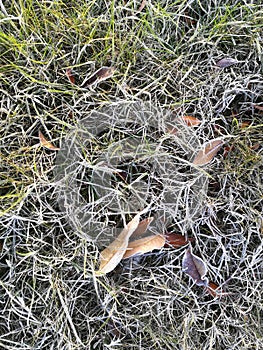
[
  {"left": 82, "top": 66, "right": 115, "bottom": 87},
  {"left": 165, "top": 233, "right": 194, "bottom": 248},
  {"left": 122, "top": 234, "right": 165, "bottom": 259},
  {"left": 96, "top": 211, "right": 143, "bottom": 275},
  {"left": 182, "top": 246, "right": 208, "bottom": 286},
  {"left": 39, "top": 130, "right": 60, "bottom": 151},
  {"left": 66, "top": 68, "right": 75, "bottom": 85},
  {"left": 216, "top": 57, "right": 238, "bottom": 68},
  {"left": 193, "top": 138, "right": 223, "bottom": 166}
]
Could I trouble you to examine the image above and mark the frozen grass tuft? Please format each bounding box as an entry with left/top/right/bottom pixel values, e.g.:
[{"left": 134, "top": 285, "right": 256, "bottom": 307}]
[{"left": 0, "top": 1, "right": 263, "bottom": 349}]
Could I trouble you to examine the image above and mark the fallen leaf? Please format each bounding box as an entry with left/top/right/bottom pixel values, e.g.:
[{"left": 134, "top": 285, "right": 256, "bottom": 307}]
[
  {"left": 205, "top": 281, "right": 220, "bottom": 297},
  {"left": 204, "top": 281, "right": 229, "bottom": 297},
  {"left": 165, "top": 233, "right": 194, "bottom": 248},
  {"left": 0, "top": 239, "right": 3, "bottom": 254},
  {"left": 82, "top": 66, "right": 115, "bottom": 87},
  {"left": 122, "top": 234, "right": 165, "bottom": 259},
  {"left": 166, "top": 115, "right": 201, "bottom": 135},
  {"left": 216, "top": 57, "right": 239, "bottom": 68},
  {"left": 252, "top": 104, "right": 263, "bottom": 111},
  {"left": 138, "top": 0, "right": 147, "bottom": 12},
  {"left": 132, "top": 217, "right": 153, "bottom": 237},
  {"left": 239, "top": 121, "right": 251, "bottom": 129},
  {"left": 66, "top": 68, "right": 75, "bottom": 85},
  {"left": 96, "top": 212, "right": 143, "bottom": 275},
  {"left": 180, "top": 115, "right": 201, "bottom": 127},
  {"left": 182, "top": 246, "right": 209, "bottom": 286},
  {"left": 166, "top": 126, "right": 178, "bottom": 135},
  {"left": 39, "top": 130, "right": 60, "bottom": 151},
  {"left": 192, "top": 138, "right": 223, "bottom": 166}
]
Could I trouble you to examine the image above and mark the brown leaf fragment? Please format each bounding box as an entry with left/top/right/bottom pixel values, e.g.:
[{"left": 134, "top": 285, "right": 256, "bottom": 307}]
[
  {"left": 182, "top": 247, "right": 208, "bottom": 286},
  {"left": 239, "top": 121, "right": 251, "bottom": 129},
  {"left": 164, "top": 233, "right": 194, "bottom": 248},
  {"left": 0, "top": 239, "right": 4, "bottom": 254},
  {"left": 180, "top": 115, "right": 201, "bottom": 127},
  {"left": 216, "top": 57, "right": 239, "bottom": 68},
  {"left": 205, "top": 281, "right": 220, "bottom": 297},
  {"left": 167, "top": 116, "right": 201, "bottom": 135},
  {"left": 223, "top": 145, "right": 234, "bottom": 158},
  {"left": 66, "top": 68, "right": 75, "bottom": 85},
  {"left": 122, "top": 234, "right": 165, "bottom": 259},
  {"left": 204, "top": 281, "right": 228, "bottom": 298},
  {"left": 96, "top": 211, "right": 143, "bottom": 275},
  {"left": 138, "top": 0, "right": 147, "bottom": 12},
  {"left": 82, "top": 66, "right": 115, "bottom": 87},
  {"left": 39, "top": 130, "right": 60, "bottom": 151},
  {"left": 253, "top": 104, "right": 263, "bottom": 111},
  {"left": 193, "top": 138, "right": 223, "bottom": 166}
]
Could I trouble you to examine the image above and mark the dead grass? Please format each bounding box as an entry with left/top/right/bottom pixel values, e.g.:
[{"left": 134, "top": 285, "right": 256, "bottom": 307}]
[{"left": 0, "top": 1, "right": 263, "bottom": 349}]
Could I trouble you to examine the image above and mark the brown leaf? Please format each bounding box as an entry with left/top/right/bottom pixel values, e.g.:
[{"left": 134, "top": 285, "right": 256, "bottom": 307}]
[
  {"left": 205, "top": 281, "right": 220, "bottom": 297},
  {"left": 138, "top": 0, "right": 147, "bottom": 12},
  {"left": 132, "top": 217, "right": 153, "bottom": 237},
  {"left": 165, "top": 233, "right": 194, "bottom": 248},
  {"left": 122, "top": 234, "right": 165, "bottom": 259},
  {"left": 180, "top": 115, "right": 201, "bottom": 127},
  {"left": 0, "top": 239, "right": 3, "bottom": 254},
  {"left": 192, "top": 138, "right": 223, "bottom": 166},
  {"left": 82, "top": 66, "right": 115, "bottom": 87},
  {"left": 39, "top": 130, "right": 60, "bottom": 151},
  {"left": 216, "top": 58, "right": 239, "bottom": 68},
  {"left": 204, "top": 281, "right": 228, "bottom": 298},
  {"left": 182, "top": 246, "right": 208, "bottom": 286},
  {"left": 96, "top": 212, "right": 143, "bottom": 275},
  {"left": 66, "top": 68, "right": 75, "bottom": 85},
  {"left": 253, "top": 104, "right": 263, "bottom": 111}
]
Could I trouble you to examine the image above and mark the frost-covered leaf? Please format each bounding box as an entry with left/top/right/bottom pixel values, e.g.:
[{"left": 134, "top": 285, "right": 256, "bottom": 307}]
[
  {"left": 39, "top": 130, "right": 60, "bottom": 151},
  {"left": 82, "top": 66, "right": 115, "bottom": 87},
  {"left": 182, "top": 247, "right": 208, "bottom": 286},
  {"left": 180, "top": 115, "right": 201, "bottom": 126},
  {"left": 216, "top": 57, "right": 239, "bottom": 68},
  {"left": 96, "top": 212, "right": 143, "bottom": 275},
  {"left": 122, "top": 234, "right": 165, "bottom": 259},
  {"left": 193, "top": 138, "right": 223, "bottom": 166}
]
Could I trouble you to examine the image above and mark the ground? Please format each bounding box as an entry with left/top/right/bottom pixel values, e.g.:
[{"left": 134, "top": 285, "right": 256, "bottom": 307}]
[{"left": 0, "top": 1, "right": 263, "bottom": 349}]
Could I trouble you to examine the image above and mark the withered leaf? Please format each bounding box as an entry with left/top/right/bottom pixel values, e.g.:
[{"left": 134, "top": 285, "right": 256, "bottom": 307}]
[
  {"left": 205, "top": 281, "right": 220, "bottom": 297},
  {"left": 204, "top": 281, "right": 228, "bottom": 297},
  {"left": 96, "top": 211, "right": 143, "bottom": 275},
  {"left": 182, "top": 246, "right": 208, "bottom": 286},
  {"left": 216, "top": 58, "right": 239, "bottom": 68},
  {"left": 82, "top": 66, "right": 115, "bottom": 87},
  {"left": 138, "top": 0, "right": 147, "bottom": 12},
  {"left": 167, "top": 116, "right": 201, "bottom": 135},
  {"left": 132, "top": 217, "right": 153, "bottom": 237},
  {"left": 192, "top": 138, "right": 223, "bottom": 166},
  {"left": 39, "top": 130, "right": 60, "bottom": 151},
  {"left": 165, "top": 233, "right": 194, "bottom": 248},
  {"left": 66, "top": 68, "right": 75, "bottom": 85},
  {"left": 253, "top": 104, "right": 263, "bottom": 111},
  {"left": 122, "top": 234, "right": 165, "bottom": 259},
  {"left": 180, "top": 115, "right": 201, "bottom": 126}
]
